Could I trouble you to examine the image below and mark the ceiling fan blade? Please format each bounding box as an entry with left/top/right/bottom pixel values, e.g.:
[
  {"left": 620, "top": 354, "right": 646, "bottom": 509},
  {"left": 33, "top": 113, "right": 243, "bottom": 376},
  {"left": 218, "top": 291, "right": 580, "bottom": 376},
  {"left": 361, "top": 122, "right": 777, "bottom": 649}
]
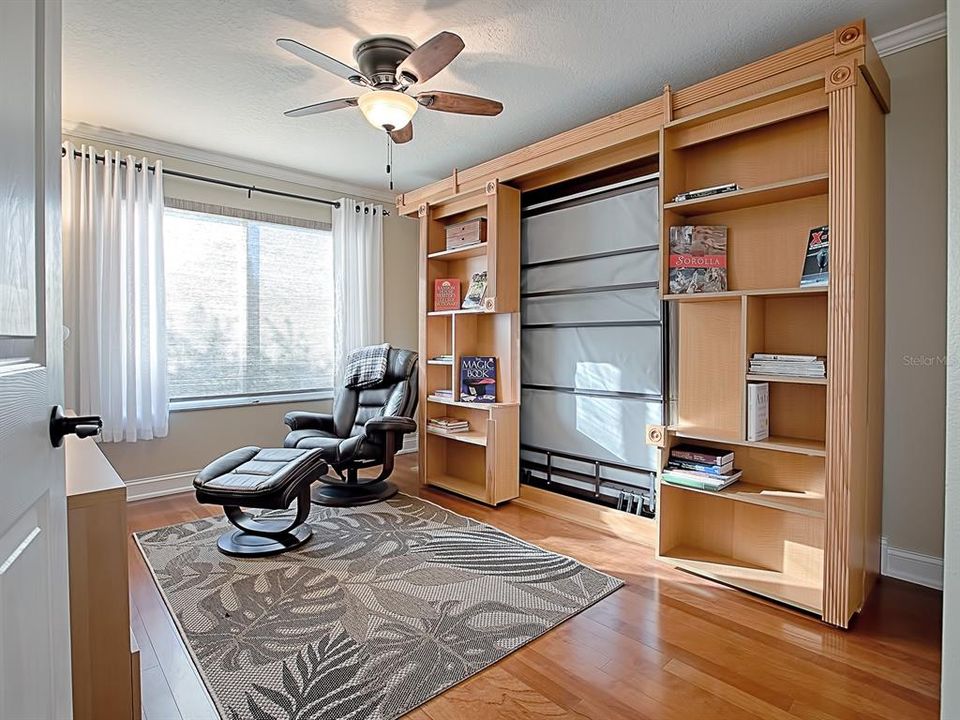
[
  {"left": 396, "top": 31, "right": 464, "bottom": 85},
  {"left": 389, "top": 122, "right": 413, "bottom": 144},
  {"left": 417, "top": 91, "right": 503, "bottom": 116},
  {"left": 283, "top": 97, "right": 358, "bottom": 117},
  {"left": 276, "top": 38, "right": 368, "bottom": 86}
]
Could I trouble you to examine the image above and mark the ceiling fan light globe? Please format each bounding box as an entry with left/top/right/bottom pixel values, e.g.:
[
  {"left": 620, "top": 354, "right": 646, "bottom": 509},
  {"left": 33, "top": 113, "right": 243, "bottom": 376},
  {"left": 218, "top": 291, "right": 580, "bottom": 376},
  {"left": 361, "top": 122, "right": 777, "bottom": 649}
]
[{"left": 357, "top": 90, "right": 418, "bottom": 131}]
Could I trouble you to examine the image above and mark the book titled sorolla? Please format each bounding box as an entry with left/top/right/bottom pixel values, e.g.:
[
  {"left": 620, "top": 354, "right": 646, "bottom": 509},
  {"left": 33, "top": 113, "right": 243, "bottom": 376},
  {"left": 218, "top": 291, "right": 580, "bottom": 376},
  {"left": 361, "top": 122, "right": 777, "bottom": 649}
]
[
  {"left": 459, "top": 356, "right": 497, "bottom": 403},
  {"left": 800, "top": 225, "right": 829, "bottom": 287},
  {"left": 434, "top": 278, "right": 461, "bottom": 311},
  {"left": 668, "top": 225, "right": 728, "bottom": 294}
]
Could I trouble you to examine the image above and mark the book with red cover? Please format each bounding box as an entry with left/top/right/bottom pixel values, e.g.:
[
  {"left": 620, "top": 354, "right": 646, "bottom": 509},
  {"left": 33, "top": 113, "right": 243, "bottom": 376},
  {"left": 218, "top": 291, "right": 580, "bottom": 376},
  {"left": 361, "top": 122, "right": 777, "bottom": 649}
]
[
  {"left": 668, "top": 225, "right": 728, "bottom": 294},
  {"left": 434, "top": 278, "right": 461, "bottom": 311}
]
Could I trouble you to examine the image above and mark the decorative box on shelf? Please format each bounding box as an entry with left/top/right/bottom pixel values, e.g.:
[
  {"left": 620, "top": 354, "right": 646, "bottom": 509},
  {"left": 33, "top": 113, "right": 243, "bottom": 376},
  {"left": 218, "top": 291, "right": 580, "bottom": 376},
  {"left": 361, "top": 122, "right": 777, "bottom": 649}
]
[{"left": 445, "top": 217, "right": 487, "bottom": 250}]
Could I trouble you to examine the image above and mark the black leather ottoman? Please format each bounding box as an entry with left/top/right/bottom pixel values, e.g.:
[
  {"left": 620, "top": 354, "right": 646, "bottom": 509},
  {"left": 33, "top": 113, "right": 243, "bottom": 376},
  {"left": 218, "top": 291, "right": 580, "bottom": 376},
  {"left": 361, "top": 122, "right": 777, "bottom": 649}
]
[{"left": 194, "top": 447, "right": 328, "bottom": 557}]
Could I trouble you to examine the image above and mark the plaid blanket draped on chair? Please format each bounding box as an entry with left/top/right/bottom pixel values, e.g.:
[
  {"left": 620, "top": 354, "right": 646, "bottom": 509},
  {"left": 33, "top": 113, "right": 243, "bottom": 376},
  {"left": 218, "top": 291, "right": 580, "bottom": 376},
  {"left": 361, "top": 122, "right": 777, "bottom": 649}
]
[{"left": 343, "top": 343, "right": 391, "bottom": 389}]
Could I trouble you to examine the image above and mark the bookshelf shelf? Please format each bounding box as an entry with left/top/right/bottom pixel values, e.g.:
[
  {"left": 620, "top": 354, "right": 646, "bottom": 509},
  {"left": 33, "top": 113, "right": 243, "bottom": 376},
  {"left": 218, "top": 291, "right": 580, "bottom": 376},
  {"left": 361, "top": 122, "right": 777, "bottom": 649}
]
[
  {"left": 746, "top": 373, "right": 827, "bottom": 386},
  {"left": 662, "top": 479, "right": 825, "bottom": 517},
  {"left": 427, "top": 395, "right": 518, "bottom": 410},
  {"left": 425, "top": 428, "right": 488, "bottom": 447},
  {"left": 670, "top": 427, "right": 827, "bottom": 457},
  {"left": 427, "top": 242, "right": 488, "bottom": 260},
  {"left": 663, "top": 286, "right": 827, "bottom": 303},
  {"left": 427, "top": 308, "right": 487, "bottom": 317},
  {"left": 428, "top": 473, "right": 489, "bottom": 502},
  {"left": 659, "top": 543, "right": 823, "bottom": 614},
  {"left": 664, "top": 173, "right": 829, "bottom": 215}
]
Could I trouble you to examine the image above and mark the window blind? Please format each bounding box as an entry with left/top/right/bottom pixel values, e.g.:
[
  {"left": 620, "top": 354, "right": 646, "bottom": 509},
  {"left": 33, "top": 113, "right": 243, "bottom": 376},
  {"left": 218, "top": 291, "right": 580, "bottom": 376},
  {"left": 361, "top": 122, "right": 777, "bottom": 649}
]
[{"left": 163, "top": 206, "right": 334, "bottom": 402}]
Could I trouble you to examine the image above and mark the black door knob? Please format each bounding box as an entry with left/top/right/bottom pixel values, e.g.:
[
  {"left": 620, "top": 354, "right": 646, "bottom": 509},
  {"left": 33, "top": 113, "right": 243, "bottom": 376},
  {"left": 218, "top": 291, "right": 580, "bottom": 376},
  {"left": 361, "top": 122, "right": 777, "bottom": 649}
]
[{"left": 50, "top": 405, "right": 103, "bottom": 448}]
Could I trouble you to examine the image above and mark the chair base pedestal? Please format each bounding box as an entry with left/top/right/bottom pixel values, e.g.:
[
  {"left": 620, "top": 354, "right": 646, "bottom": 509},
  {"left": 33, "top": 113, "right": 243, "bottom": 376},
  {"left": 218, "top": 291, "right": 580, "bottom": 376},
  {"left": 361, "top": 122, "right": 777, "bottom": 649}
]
[
  {"left": 311, "top": 479, "right": 399, "bottom": 506},
  {"left": 216, "top": 524, "right": 313, "bottom": 557}
]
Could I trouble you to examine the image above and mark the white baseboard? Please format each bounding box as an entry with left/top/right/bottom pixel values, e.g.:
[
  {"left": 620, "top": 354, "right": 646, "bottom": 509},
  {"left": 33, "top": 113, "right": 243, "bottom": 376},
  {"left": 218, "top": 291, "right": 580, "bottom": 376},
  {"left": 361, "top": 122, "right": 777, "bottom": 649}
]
[
  {"left": 881, "top": 537, "right": 943, "bottom": 590},
  {"left": 125, "top": 470, "right": 198, "bottom": 502},
  {"left": 398, "top": 434, "right": 419, "bottom": 455}
]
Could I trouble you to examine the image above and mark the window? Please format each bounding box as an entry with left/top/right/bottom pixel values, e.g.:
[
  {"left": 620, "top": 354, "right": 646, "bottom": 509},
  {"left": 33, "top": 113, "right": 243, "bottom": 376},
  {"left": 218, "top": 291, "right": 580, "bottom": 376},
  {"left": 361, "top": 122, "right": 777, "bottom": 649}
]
[{"left": 163, "top": 207, "right": 334, "bottom": 407}]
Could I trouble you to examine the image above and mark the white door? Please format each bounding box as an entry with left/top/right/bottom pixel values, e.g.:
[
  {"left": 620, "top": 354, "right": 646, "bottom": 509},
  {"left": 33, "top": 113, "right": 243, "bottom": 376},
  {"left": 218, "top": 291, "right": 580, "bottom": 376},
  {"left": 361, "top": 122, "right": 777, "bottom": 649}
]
[{"left": 0, "top": 1, "right": 73, "bottom": 718}]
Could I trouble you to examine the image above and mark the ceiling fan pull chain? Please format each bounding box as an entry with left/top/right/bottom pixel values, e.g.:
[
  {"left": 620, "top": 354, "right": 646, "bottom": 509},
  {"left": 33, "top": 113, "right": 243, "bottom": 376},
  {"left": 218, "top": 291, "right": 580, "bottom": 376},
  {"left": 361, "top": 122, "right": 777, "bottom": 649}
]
[{"left": 386, "top": 133, "right": 394, "bottom": 191}]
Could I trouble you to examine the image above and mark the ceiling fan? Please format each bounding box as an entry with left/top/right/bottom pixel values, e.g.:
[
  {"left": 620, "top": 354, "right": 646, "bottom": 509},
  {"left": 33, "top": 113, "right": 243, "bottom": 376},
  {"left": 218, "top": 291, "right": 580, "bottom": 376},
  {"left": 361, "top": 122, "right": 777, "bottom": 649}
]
[{"left": 276, "top": 31, "right": 504, "bottom": 144}]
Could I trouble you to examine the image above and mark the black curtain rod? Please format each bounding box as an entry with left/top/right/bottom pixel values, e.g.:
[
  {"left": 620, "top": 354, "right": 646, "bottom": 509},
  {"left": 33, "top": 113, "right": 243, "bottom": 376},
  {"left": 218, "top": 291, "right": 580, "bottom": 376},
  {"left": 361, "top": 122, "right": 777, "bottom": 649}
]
[{"left": 62, "top": 148, "right": 392, "bottom": 215}]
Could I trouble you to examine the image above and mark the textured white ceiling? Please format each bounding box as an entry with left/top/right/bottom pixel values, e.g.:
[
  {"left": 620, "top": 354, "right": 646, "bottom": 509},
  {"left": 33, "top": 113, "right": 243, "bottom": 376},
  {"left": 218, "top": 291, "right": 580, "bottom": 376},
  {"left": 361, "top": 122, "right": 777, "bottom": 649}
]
[{"left": 62, "top": 0, "right": 943, "bottom": 193}]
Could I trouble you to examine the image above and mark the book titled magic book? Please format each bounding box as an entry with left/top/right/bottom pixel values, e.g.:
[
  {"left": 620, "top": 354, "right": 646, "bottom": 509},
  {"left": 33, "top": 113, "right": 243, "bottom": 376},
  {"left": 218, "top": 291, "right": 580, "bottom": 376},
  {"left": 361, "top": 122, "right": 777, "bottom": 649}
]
[
  {"left": 459, "top": 356, "right": 497, "bottom": 403},
  {"left": 668, "top": 225, "right": 728, "bottom": 294}
]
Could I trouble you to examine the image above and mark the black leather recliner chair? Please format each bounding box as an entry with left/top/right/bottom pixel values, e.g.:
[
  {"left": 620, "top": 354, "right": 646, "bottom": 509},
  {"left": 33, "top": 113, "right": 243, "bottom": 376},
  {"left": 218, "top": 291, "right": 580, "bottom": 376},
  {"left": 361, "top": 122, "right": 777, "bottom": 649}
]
[{"left": 283, "top": 347, "right": 418, "bottom": 506}]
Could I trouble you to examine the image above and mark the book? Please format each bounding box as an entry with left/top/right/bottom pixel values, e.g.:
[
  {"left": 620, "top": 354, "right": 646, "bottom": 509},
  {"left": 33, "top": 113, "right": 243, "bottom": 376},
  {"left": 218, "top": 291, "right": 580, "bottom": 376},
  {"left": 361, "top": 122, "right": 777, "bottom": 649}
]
[
  {"left": 434, "top": 278, "right": 461, "bottom": 311},
  {"left": 459, "top": 356, "right": 497, "bottom": 403},
  {"left": 800, "top": 225, "right": 829, "bottom": 287},
  {"left": 672, "top": 459, "right": 735, "bottom": 476},
  {"left": 428, "top": 416, "right": 470, "bottom": 433},
  {"left": 461, "top": 271, "right": 488, "bottom": 310},
  {"left": 668, "top": 225, "right": 728, "bottom": 294},
  {"left": 752, "top": 353, "right": 819, "bottom": 362},
  {"left": 749, "top": 354, "right": 826, "bottom": 378},
  {"left": 672, "top": 183, "right": 740, "bottom": 203},
  {"left": 670, "top": 443, "right": 735, "bottom": 466},
  {"left": 662, "top": 466, "right": 742, "bottom": 491},
  {"left": 747, "top": 382, "right": 770, "bottom": 442},
  {"left": 749, "top": 365, "right": 825, "bottom": 377}
]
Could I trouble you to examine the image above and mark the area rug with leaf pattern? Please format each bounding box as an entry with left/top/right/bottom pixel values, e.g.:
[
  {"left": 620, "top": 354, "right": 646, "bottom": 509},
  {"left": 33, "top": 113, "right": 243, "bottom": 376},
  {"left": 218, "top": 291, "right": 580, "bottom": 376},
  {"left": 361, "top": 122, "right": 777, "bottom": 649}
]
[{"left": 135, "top": 493, "right": 622, "bottom": 720}]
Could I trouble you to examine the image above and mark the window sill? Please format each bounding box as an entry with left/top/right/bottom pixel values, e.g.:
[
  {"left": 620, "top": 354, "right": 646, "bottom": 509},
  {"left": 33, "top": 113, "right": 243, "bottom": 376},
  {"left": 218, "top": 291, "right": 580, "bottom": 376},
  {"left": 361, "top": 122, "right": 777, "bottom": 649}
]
[{"left": 169, "top": 390, "right": 334, "bottom": 412}]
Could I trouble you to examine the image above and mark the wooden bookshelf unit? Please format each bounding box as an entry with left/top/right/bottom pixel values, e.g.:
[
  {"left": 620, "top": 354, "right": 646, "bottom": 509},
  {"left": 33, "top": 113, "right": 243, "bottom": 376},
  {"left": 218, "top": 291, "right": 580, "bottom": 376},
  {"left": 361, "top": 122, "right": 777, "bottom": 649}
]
[
  {"left": 656, "top": 65, "right": 885, "bottom": 626},
  {"left": 406, "top": 20, "right": 888, "bottom": 628},
  {"left": 418, "top": 182, "right": 521, "bottom": 505}
]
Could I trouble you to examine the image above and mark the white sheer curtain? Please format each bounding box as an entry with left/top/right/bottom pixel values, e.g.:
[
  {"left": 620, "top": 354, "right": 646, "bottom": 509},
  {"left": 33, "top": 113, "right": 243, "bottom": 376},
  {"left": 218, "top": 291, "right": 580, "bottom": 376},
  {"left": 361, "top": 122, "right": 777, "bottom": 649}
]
[
  {"left": 62, "top": 142, "right": 168, "bottom": 442},
  {"left": 332, "top": 198, "right": 384, "bottom": 382}
]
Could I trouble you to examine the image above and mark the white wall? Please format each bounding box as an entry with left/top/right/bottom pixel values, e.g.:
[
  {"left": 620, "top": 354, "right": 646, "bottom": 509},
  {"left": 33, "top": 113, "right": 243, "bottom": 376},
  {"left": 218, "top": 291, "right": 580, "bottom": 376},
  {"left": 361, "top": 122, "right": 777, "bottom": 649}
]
[
  {"left": 940, "top": 2, "right": 958, "bottom": 715},
  {"left": 60, "top": 129, "right": 419, "bottom": 486},
  {"left": 883, "top": 38, "right": 948, "bottom": 567}
]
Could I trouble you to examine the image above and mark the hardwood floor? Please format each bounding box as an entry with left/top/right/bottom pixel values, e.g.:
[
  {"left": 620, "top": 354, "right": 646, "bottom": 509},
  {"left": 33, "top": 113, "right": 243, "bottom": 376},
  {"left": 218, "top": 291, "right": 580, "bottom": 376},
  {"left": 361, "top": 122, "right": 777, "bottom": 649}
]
[{"left": 127, "top": 454, "right": 942, "bottom": 719}]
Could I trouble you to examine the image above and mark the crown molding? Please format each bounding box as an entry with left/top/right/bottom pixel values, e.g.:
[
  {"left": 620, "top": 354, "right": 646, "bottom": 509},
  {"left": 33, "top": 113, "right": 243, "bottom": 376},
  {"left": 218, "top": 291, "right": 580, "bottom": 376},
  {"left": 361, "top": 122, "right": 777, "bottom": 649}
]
[
  {"left": 875, "top": 12, "right": 946, "bottom": 57},
  {"left": 61, "top": 122, "right": 397, "bottom": 204}
]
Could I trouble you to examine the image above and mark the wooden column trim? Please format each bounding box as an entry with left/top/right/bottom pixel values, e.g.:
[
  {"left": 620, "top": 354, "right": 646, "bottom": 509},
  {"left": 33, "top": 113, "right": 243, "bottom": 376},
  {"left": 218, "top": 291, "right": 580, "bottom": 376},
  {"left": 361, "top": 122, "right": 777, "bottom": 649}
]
[
  {"left": 662, "top": 84, "right": 673, "bottom": 123},
  {"left": 833, "top": 21, "right": 865, "bottom": 55},
  {"left": 823, "top": 85, "right": 855, "bottom": 627},
  {"left": 416, "top": 202, "right": 431, "bottom": 487},
  {"left": 825, "top": 57, "right": 858, "bottom": 95}
]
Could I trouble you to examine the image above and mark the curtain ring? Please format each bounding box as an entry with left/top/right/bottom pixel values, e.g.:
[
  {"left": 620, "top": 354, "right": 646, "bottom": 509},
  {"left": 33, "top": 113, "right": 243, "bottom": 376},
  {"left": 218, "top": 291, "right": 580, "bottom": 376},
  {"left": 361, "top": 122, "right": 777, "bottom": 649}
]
[
  {"left": 355, "top": 204, "right": 360, "bottom": 213},
  {"left": 364, "top": 206, "right": 369, "bottom": 214}
]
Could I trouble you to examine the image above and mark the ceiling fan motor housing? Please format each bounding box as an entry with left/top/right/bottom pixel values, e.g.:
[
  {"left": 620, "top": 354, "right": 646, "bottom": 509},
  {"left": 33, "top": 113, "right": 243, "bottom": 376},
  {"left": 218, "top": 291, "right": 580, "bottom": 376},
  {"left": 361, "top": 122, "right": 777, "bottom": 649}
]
[{"left": 353, "top": 36, "right": 417, "bottom": 88}]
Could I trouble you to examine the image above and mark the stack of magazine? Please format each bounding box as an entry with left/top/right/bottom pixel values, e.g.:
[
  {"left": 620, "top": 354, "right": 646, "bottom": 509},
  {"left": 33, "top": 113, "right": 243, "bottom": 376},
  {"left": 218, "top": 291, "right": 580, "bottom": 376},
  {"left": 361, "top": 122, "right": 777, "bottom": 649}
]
[
  {"left": 431, "top": 389, "right": 454, "bottom": 400},
  {"left": 428, "top": 417, "right": 469, "bottom": 434},
  {"left": 662, "top": 444, "right": 742, "bottom": 492},
  {"left": 749, "top": 353, "right": 826, "bottom": 379}
]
